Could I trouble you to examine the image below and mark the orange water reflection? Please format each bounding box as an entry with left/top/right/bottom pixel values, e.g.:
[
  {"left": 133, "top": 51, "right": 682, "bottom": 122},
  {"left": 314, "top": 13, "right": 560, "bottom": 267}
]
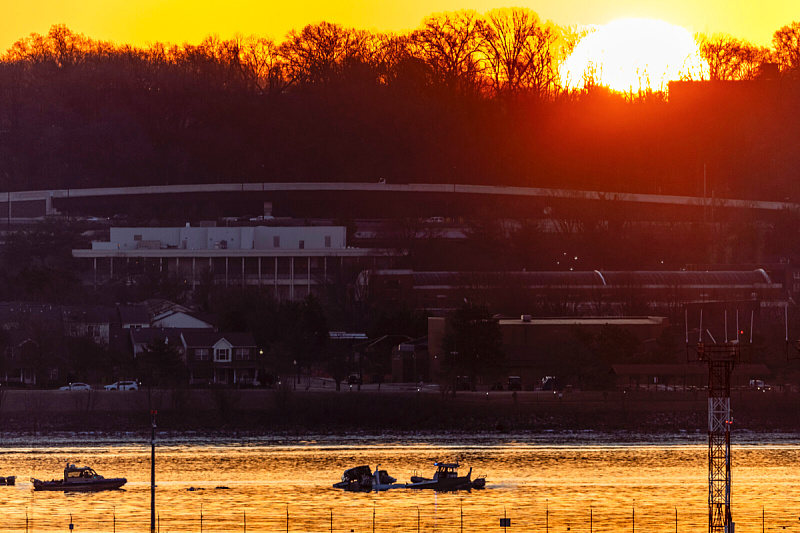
[{"left": 0, "top": 439, "right": 798, "bottom": 532}]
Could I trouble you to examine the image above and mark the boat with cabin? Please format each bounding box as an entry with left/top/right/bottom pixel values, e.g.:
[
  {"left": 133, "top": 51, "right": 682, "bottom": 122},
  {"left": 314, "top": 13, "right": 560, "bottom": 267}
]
[
  {"left": 31, "top": 464, "right": 127, "bottom": 492},
  {"left": 407, "top": 462, "right": 485, "bottom": 491}
]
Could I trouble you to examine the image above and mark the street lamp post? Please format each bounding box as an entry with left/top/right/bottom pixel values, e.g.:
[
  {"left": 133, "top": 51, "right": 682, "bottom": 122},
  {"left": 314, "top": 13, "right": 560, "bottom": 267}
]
[{"left": 293, "top": 360, "right": 297, "bottom": 390}]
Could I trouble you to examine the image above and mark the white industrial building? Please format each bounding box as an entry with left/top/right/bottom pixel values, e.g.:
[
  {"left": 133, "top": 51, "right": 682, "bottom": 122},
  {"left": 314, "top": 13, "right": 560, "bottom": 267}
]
[{"left": 73, "top": 225, "right": 387, "bottom": 299}]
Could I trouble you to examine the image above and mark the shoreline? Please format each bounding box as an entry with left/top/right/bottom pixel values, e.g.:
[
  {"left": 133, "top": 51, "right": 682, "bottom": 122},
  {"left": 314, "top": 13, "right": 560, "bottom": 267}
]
[{"left": 2, "top": 388, "right": 799, "bottom": 434}]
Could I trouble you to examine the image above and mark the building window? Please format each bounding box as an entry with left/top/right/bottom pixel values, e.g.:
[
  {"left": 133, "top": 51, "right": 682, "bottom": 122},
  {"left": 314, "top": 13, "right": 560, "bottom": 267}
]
[
  {"left": 134, "top": 234, "right": 142, "bottom": 241},
  {"left": 325, "top": 236, "right": 331, "bottom": 248},
  {"left": 299, "top": 240, "right": 305, "bottom": 249},
  {"left": 794, "top": 283, "right": 800, "bottom": 293},
  {"left": 234, "top": 348, "right": 251, "bottom": 361},
  {"left": 195, "top": 348, "right": 210, "bottom": 361},
  {"left": 794, "top": 271, "right": 800, "bottom": 280},
  {"left": 273, "top": 236, "right": 280, "bottom": 248},
  {"left": 215, "top": 348, "right": 231, "bottom": 362}
]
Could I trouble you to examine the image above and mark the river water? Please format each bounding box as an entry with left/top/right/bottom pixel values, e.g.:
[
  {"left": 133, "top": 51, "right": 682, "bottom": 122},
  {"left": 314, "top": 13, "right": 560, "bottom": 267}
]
[{"left": 0, "top": 431, "right": 799, "bottom": 532}]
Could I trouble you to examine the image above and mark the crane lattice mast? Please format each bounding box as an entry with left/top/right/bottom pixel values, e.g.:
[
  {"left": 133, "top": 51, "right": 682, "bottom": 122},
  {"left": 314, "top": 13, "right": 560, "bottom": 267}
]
[
  {"left": 698, "top": 342, "right": 737, "bottom": 533},
  {"left": 690, "top": 308, "right": 741, "bottom": 533}
]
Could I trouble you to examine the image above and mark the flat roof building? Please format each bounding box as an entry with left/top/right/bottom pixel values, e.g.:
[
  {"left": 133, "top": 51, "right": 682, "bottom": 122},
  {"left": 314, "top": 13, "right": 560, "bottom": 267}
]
[{"left": 73, "top": 225, "right": 390, "bottom": 300}]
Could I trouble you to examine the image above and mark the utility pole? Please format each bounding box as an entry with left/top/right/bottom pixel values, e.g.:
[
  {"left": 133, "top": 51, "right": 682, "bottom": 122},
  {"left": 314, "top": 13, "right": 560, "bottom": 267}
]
[{"left": 151, "top": 409, "right": 157, "bottom": 533}]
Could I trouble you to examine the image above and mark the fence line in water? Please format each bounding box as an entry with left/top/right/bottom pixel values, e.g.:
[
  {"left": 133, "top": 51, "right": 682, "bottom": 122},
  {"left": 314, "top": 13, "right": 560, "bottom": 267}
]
[{"left": 5, "top": 502, "right": 800, "bottom": 533}]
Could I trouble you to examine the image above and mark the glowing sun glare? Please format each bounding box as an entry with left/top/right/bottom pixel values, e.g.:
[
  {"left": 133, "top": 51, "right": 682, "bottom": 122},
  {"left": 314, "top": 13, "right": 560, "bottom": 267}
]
[{"left": 561, "top": 19, "right": 706, "bottom": 93}]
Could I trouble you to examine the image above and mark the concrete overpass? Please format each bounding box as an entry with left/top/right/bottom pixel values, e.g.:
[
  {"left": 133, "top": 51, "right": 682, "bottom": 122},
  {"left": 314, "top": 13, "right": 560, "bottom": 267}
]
[{"left": 0, "top": 182, "right": 796, "bottom": 220}]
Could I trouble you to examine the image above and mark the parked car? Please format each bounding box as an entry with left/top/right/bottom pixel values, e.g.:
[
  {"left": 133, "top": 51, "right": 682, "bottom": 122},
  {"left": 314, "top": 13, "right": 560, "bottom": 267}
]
[
  {"left": 59, "top": 382, "right": 92, "bottom": 391},
  {"left": 104, "top": 381, "right": 138, "bottom": 391},
  {"left": 507, "top": 376, "right": 522, "bottom": 391},
  {"left": 540, "top": 376, "right": 561, "bottom": 391},
  {"left": 455, "top": 376, "right": 473, "bottom": 391},
  {"left": 347, "top": 373, "right": 362, "bottom": 385}
]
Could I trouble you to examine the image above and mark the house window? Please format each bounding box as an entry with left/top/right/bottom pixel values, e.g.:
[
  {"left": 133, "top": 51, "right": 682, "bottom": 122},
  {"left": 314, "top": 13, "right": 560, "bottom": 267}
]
[
  {"left": 325, "top": 235, "right": 331, "bottom": 248},
  {"left": 299, "top": 240, "right": 305, "bottom": 249},
  {"left": 215, "top": 348, "right": 231, "bottom": 362},
  {"left": 87, "top": 325, "right": 98, "bottom": 338},
  {"left": 234, "top": 348, "right": 251, "bottom": 361},
  {"left": 273, "top": 236, "right": 280, "bottom": 248},
  {"left": 195, "top": 348, "right": 210, "bottom": 361}
]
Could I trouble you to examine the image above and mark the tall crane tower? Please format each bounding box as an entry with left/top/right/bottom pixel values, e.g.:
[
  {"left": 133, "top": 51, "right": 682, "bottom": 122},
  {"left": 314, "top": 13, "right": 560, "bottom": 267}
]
[
  {"left": 697, "top": 340, "right": 739, "bottom": 533},
  {"left": 691, "top": 308, "right": 749, "bottom": 533}
]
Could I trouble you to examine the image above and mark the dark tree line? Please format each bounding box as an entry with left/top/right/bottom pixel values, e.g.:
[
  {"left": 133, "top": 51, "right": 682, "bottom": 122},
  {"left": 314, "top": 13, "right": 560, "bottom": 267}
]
[{"left": 0, "top": 16, "right": 798, "bottom": 201}]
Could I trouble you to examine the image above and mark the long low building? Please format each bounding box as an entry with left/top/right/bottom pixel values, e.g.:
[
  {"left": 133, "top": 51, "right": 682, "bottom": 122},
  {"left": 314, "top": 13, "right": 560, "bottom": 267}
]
[
  {"left": 73, "top": 225, "right": 390, "bottom": 299},
  {"left": 360, "top": 269, "right": 785, "bottom": 313}
]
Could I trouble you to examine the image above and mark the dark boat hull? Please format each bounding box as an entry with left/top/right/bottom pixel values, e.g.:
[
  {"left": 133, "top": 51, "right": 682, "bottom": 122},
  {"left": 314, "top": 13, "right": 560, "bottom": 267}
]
[
  {"left": 407, "top": 476, "right": 474, "bottom": 491},
  {"left": 33, "top": 478, "right": 127, "bottom": 492}
]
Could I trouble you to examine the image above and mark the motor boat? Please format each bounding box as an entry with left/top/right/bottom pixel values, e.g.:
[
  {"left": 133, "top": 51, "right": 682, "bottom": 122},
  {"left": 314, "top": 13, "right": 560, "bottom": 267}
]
[
  {"left": 31, "top": 464, "right": 126, "bottom": 492},
  {"left": 333, "top": 465, "right": 403, "bottom": 492},
  {"left": 0, "top": 476, "right": 16, "bottom": 486},
  {"left": 407, "top": 462, "right": 485, "bottom": 491},
  {"left": 370, "top": 465, "right": 406, "bottom": 491}
]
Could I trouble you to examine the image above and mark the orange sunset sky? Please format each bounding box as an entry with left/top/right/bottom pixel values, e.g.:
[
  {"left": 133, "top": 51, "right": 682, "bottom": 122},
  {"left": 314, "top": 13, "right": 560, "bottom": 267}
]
[{"left": 1, "top": 0, "right": 797, "bottom": 53}]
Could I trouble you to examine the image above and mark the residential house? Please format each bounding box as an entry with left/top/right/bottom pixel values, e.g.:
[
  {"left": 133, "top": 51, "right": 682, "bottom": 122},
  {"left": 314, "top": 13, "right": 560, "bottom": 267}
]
[
  {"left": 62, "top": 305, "right": 114, "bottom": 344},
  {"left": 117, "top": 305, "right": 150, "bottom": 329},
  {"left": 152, "top": 311, "right": 214, "bottom": 329},
  {"left": 0, "top": 331, "right": 60, "bottom": 386},
  {"left": 181, "top": 331, "right": 259, "bottom": 386},
  {"left": 130, "top": 328, "right": 187, "bottom": 358}
]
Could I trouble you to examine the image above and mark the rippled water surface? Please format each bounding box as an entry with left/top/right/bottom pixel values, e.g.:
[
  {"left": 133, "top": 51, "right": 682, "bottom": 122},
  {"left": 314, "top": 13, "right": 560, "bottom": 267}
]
[{"left": 0, "top": 431, "right": 799, "bottom": 532}]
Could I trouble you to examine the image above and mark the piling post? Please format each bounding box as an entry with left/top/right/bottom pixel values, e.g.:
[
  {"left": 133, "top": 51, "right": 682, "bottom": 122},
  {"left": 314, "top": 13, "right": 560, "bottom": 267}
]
[
  {"left": 546, "top": 500, "right": 549, "bottom": 533},
  {"left": 151, "top": 409, "right": 157, "bottom": 533}
]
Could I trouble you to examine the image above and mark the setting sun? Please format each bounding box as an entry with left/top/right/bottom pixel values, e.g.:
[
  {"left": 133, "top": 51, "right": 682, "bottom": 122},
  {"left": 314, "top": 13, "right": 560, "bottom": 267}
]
[{"left": 560, "top": 19, "right": 707, "bottom": 94}]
